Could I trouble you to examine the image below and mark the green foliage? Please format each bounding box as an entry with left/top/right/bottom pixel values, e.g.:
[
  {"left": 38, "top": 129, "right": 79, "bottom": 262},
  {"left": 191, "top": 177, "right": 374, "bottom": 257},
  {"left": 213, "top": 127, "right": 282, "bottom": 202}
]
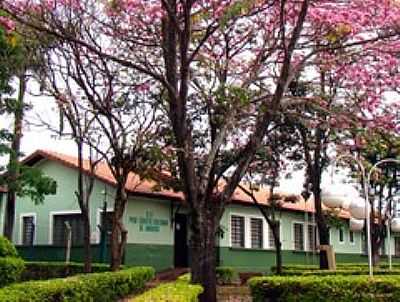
[
  {"left": 0, "top": 236, "right": 18, "bottom": 258},
  {"left": 21, "top": 261, "right": 111, "bottom": 281},
  {"left": 248, "top": 275, "right": 400, "bottom": 302},
  {"left": 0, "top": 257, "right": 25, "bottom": 287},
  {"left": 131, "top": 280, "right": 203, "bottom": 302},
  {"left": 176, "top": 267, "right": 239, "bottom": 285},
  {"left": 216, "top": 267, "right": 240, "bottom": 285},
  {"left": 0, "top": 266, "right": 154, "bottom": 302}
]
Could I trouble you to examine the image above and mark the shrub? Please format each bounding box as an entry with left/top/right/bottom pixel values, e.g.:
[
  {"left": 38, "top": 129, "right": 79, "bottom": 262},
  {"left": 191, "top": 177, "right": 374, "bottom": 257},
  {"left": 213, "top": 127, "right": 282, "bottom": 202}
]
[
  {"left": 0, "top": 257, "right": 25, "bottom": 287},
  {"left": 0, "top": 266, "right": 154, "bottom": 301},
  {"left": 0, "top": 236, "right": 18, "bottom": 258},
  {"left": 216, "top": 267, "right": 240, "bottom": 285},
  {"left": 131, "top": 280, "right": 203, "bottom": 302},
  {"left": 248, "top": 275, "right": 400, "bottom": 302},
  {"left": 281, "top": 269, "right": 400, "bottom": 277},
  {"left": 176, "top": 267, "right": 239, "bottom": 285},
  {"left": 21, "top": 261, "right": 110, "bottom": 281}
]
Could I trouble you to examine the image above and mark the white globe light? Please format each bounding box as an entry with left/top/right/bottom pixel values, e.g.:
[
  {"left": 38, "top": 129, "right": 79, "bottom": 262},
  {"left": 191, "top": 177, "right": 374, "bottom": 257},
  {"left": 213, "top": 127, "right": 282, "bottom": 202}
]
[
  {"left": 344, "top": 186, "right": 360, "bottom": 199},
  {"left": 349, "top": 197, "right": 370, "bottom": 220},
  {"left": 321, "top": 184, "right": 347, "bottom": 208},
  {"left": 349, "top": 218, "right": 364, "bottom": 231},
  {"left": 391, "top": 218, "right": 400, "bottom": 232},
  {"left": 342, "top": 198, "right": 352, "bottom": 210}
]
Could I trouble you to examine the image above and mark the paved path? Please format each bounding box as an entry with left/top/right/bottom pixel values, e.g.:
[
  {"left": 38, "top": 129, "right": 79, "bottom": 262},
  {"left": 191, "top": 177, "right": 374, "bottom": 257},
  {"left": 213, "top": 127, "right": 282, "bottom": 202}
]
[{"left": 217, "top": 286, "right": 252, "bottom": 302}]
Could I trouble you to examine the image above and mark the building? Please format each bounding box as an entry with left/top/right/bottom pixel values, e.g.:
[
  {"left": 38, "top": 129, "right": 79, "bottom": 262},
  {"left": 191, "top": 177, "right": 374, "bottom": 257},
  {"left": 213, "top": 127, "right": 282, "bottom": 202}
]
[{"left": 1, "top": 150, "right": 398, "bottom": 272}]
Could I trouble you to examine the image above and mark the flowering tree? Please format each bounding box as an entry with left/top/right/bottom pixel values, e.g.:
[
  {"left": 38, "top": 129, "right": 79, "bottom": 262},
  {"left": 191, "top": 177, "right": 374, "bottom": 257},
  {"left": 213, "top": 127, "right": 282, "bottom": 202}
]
[{"left": 4, "top": 0, "right": 400, "bottom": 300}]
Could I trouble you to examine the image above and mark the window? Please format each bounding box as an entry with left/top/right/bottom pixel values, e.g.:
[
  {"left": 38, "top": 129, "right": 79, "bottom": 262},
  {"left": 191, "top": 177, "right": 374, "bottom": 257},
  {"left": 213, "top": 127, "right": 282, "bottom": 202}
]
[
  {"left": 268, "top": 221, "right": 280, "bottom": 249},
  {"left": 307, "top": 225, "right": 318, "bottom": 251},
  {"left": 231, "top": 216, "right": 245, "bottom": 248},
  {"left": 339, "top": 228, "right": 344, "bottom": 243},
  {"left": 294, "top": 223, "right": 304, "bottom": 251},
  {"left": 100, "top": 211, "right": 113, "bottom": 244},
  {"left": 22, "top": 216, "right": 35, "bottom": 246},
  {"left": 349, "top": 230, "right": 354, "bottom": 243},
  {"left": 395, "top": 237, "right": 400, "bottom": 257},
  {"left": 361, "top": 232, "right": 367, "bottom": 254},
  {"left": 250, "top": 218, "right": 263, "bottom": 249},
  {"left": 53, "top": 213, "right": 84, "bottom": 246}
]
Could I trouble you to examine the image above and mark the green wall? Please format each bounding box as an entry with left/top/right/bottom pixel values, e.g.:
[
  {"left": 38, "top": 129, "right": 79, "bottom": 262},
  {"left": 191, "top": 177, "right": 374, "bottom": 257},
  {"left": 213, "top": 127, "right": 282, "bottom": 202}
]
[{"left": 11, "top": 157, "right": 400, "bottom": 273}]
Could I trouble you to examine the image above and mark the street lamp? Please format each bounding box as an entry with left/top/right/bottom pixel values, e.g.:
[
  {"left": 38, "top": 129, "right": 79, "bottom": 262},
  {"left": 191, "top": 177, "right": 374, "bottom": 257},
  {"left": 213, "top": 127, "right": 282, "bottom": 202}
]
[{"left": 322, "top": 155, "right": 400, "bottom": 277}]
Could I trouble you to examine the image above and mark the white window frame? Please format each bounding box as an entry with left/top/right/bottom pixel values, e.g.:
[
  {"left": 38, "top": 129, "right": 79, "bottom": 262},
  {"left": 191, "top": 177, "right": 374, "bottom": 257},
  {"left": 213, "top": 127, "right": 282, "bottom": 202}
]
[
  {"left": 338, "top": 227, "right": 345, "bottom": 244},
  {"left": 19, "top": 213, "right": 37, "bottom": 245},
  {"left": 349, "top": 230, "right": 355, "bottom": 245},
  {"left": 305, "top": 222, "right": 318, "bottom": 252},
  {"left": 266, "top": 220, "right": 281, "bottom": 250},
  {"left": 229, "top": 213, "right": 246, "bottom": 248},
  {"left": 49, "top": 210, "right": 82, "bottom": 245},
  {"left": 96, "top": 207, "right": 114, "bottom": 243},
  {"left": 248, "top": 216, "right": 264, "bottom": 249},
  {"left": 292, "top": 221, "right": 305, "bottom": 251}
]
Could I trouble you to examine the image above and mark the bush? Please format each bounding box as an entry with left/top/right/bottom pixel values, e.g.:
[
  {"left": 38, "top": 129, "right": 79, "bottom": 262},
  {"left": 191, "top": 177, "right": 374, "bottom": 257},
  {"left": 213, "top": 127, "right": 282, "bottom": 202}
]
[
  {"left": 281, "top": 269, "right": 400, "bottom": 277},
  {"left": 216, "top": 267, "right": 240, "bottom": 285},
  {"left": 21, "top": 261, "right": 110, "bottom": 281},
  {"left": 0, "top": 257, "right": 25, "bottom": 287},
  {"left": 248, "top": 275, "right": 400, "bottom": 302},
  {"left": 131, "top": 280, "right": 203, "bottom": 302},
  {"left": 0, "top": 236, "right": 18, "bottom": 258},
  {"left": 176, "top": 267, "right": 239, "bottom": 285},
  {"left": 0, "top": 266, "right": 154, "bottom": 301}
]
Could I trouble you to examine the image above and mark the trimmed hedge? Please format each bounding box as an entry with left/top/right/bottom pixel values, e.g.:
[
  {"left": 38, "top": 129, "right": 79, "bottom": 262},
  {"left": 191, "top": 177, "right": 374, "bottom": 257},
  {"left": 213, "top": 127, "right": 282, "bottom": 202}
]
[
  {"left": 0, "top": 237, "right": 18, "bottom": 258},
  {"left": 21, "top": 261, "right": 111, "bottom": 281},
  {"left": 131, "top": 280, "right": 203, "bottom": 302},
  {"left": 0, "top": 266, "right": 154, "bottom": 301},
  {"left": 281, "top": 268, "right": 400, "bottom": 277},
  {"left": 248, "top": 275, "right": 400, "bottom": 302},
  {"left": 0, "top": 257, "right": 25, "bottom": 287}
]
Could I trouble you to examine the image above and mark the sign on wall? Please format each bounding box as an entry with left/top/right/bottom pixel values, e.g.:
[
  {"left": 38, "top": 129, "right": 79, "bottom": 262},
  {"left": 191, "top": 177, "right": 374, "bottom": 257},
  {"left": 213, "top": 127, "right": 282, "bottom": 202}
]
[{"left": 129, "top": 210, "right": 169, "bottom": 232}]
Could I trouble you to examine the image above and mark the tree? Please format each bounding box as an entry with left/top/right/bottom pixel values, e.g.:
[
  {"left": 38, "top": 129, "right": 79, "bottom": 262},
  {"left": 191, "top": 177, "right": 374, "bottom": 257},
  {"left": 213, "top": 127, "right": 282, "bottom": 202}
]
[
  {"left": 35, "top": 38, "right": 165, "bottom": 270},
  {"left": 0, "top": 18, "right": 57, "bottom": 240},
  {"left": 4, "top": 1, "right": 400, "bottom": 300}
]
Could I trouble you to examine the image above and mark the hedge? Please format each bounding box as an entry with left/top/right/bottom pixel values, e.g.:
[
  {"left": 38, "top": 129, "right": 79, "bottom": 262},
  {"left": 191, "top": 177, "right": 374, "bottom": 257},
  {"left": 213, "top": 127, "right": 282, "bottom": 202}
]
[
  {"left": 0, "top": 266, "right": 154, "bottom": 302},
  {"left": 0, "top": 257, "right": 25, "bottom": 287},
  {"left": 281, "top": 269, "right": 400, "bottom": 277},
  {"left": 0, "top": 237, "right": 18, "bottom": 258},
  {"left": 131, "top": 280, "right": 203, "bottom": 302},
  {"left": 248, "top": 275, "right": 400, "bottom": 302},
  {"left": 21, "top": 261, "right": 111, "bottom": 281}
]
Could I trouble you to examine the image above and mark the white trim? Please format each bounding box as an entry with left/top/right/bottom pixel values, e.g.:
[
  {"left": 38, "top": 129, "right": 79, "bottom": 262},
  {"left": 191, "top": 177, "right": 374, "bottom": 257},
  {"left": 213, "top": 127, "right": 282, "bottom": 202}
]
[
  {"left": 229, "top": 213, "right": 246, "bottom": 248},
  {"left": 95, "top": 207, "right": 114, "bottom": 243},
  {"left": 48, "top": 210, "right": 81, "bottom": 245},
  {"left": 338, "top": 227, "right": 345, "bottom": 245},
  {"left": 292, "top": 221, "right": 305, "bottom": 251},
  {"left": 19, "top": 213, "right": 37, "bottom": 245}
]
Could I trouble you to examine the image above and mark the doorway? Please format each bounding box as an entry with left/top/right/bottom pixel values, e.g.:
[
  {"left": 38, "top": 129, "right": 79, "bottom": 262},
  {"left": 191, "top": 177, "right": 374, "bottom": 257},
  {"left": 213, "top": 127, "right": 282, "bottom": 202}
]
[{"left": 174, "top": 213, "right": 188, "bottom": 267}]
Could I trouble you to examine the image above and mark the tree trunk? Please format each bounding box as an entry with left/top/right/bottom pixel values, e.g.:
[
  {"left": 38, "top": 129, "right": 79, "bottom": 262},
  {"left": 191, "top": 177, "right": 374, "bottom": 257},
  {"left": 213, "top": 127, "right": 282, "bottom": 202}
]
[
  {"left": 82, "top": 211, "right": 92, "bottom": 273},
  {"left": 189, "top": 208, "right": 218, "bottom": 302},
  {"left": 313, "top": 185, "right": 329, "bottom": 269},
  {"left": 110, "top": 184, "right": 128, "bottom": 271},
  {"left": 4, "top": 75, "right": 26, "bottom": 240},
  {"left": 272, "top": 223, "right": 282, "bottom": 275}
]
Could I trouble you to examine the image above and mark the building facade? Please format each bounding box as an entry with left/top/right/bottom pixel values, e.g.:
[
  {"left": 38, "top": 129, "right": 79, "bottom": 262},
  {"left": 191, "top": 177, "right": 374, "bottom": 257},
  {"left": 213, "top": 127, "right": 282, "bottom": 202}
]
[{"left": 2, "top": 150, "right": 399, "bottom": 272}]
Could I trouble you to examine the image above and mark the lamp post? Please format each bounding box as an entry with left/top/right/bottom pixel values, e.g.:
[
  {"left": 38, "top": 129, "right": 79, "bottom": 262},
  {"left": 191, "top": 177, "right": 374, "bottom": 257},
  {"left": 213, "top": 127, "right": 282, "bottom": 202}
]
[{"left": 325, "top": 155, "right": 400, "bottom": 277}]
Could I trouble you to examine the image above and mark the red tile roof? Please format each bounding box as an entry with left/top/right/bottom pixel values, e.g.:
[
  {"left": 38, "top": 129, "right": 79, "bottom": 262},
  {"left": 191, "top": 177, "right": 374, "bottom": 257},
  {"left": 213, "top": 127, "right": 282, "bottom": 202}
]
[
  {"left": 22, "top": 149, "right": 350, "bottom": 218},
  {"left": 0, "top": 186, "right": 7, "bottom": 193}
]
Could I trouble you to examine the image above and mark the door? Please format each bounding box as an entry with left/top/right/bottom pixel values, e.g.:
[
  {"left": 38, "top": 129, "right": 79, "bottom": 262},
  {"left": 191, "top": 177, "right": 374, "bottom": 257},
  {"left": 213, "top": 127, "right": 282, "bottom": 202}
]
[{"left": 174, "top": 214, "right": 188, "bottom": 267}]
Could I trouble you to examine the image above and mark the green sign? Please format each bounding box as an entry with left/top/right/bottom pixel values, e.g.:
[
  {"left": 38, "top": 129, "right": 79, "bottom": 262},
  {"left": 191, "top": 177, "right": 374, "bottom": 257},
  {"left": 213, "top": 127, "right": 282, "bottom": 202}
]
[{"left": 129, "top": 210, "right": 169, "bottom": 233}]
